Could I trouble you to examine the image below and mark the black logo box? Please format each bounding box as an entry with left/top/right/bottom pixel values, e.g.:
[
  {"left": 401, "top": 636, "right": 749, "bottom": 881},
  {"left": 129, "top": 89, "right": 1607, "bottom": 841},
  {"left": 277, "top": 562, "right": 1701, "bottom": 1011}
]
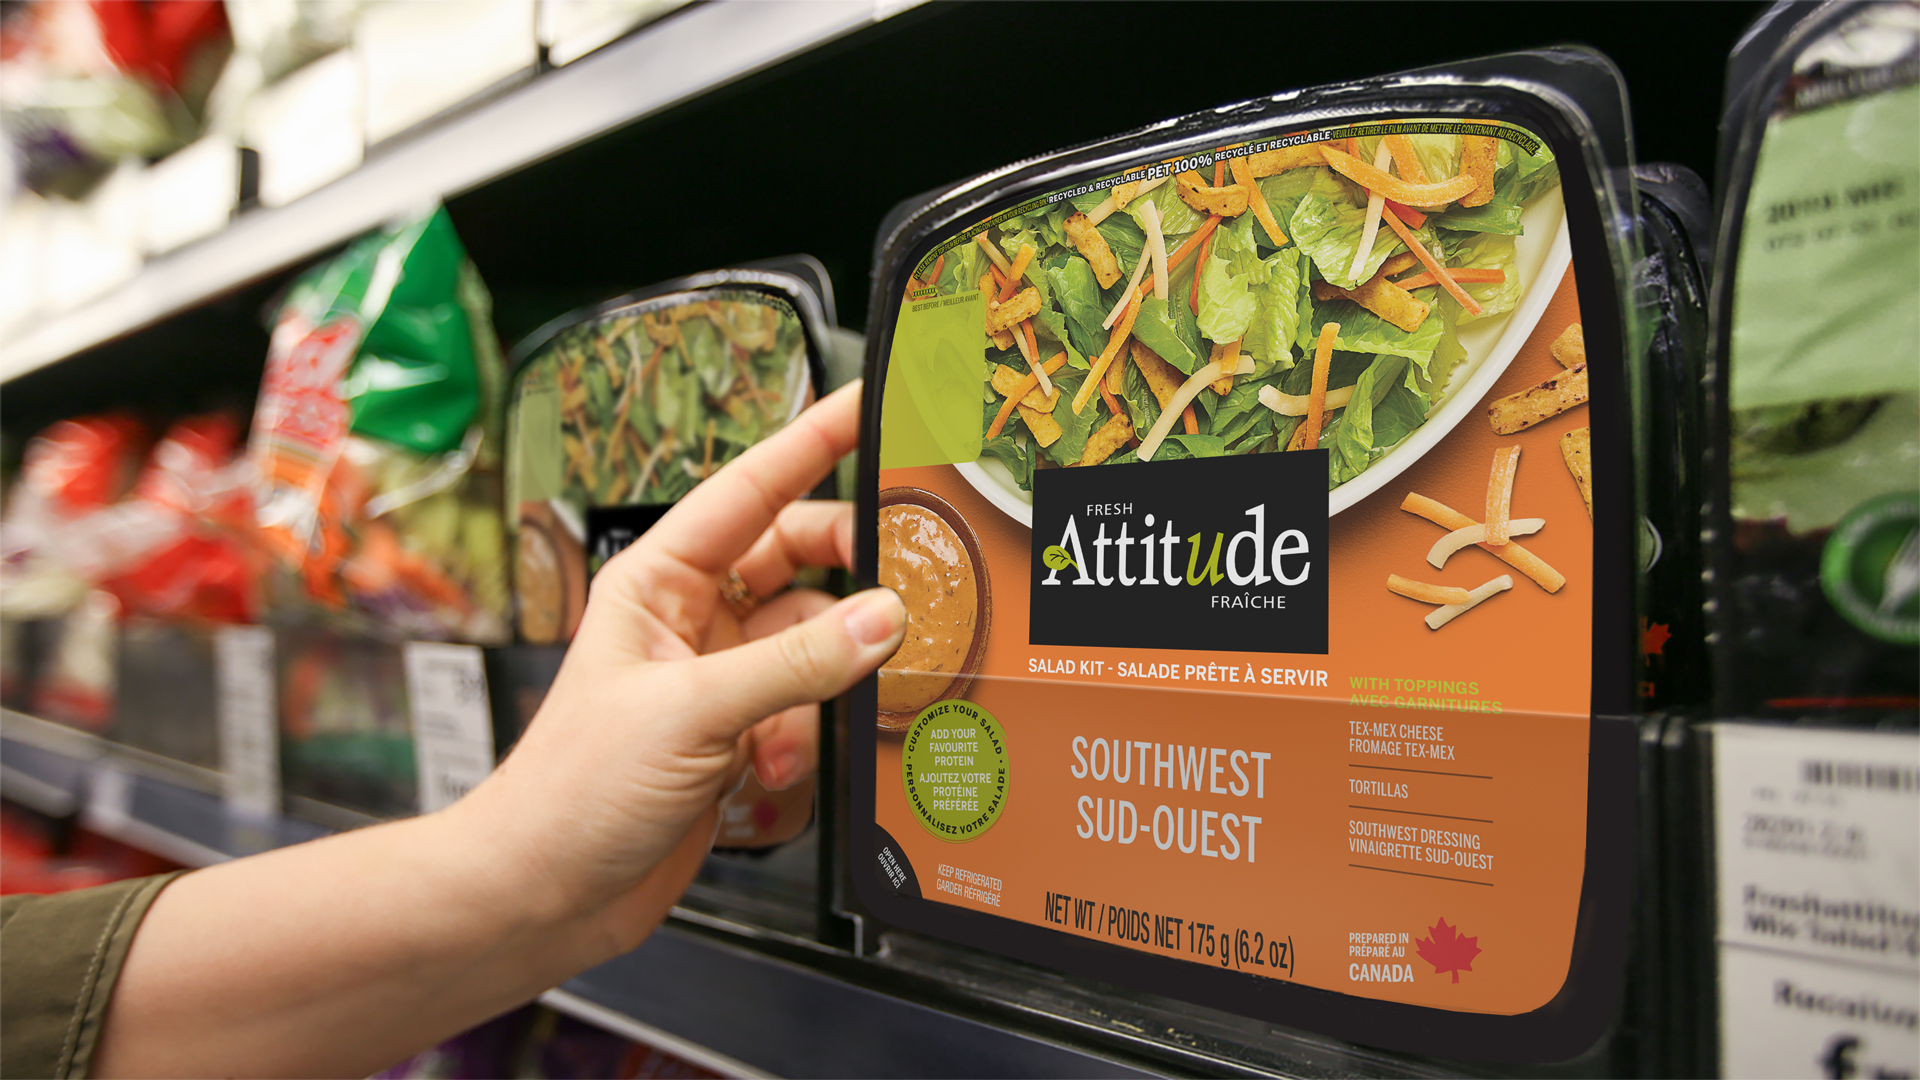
[{"left": 1028, "top": 451, "right": 1329, "bottom": 654}]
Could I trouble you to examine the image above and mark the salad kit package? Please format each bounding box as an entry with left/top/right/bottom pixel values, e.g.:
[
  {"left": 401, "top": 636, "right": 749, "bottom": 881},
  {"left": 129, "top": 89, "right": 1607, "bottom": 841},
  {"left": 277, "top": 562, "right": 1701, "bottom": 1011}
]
[
  {"left": 1688, "top": 5, "right": 1920, "bottom": 1078},
  {"left": 849, "top": 50, "right": 1656, "bottom": 1062},
  {"left": 251, "top": 207, "right": 510, "bottom": 645},
  {"left": 506, "top": 260, "right": 834, "bottom": 849}
]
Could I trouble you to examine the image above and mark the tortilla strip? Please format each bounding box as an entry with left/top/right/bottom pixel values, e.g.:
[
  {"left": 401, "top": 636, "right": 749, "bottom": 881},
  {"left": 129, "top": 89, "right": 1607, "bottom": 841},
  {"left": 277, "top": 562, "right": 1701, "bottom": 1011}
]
[
  {"left": 1242, "top": 144, "right": 1324, "bottom": 177},
  {"left": 1077, "top": 413, "right": 1134, "bottom": 466},
  {"left": 1017, "top": 403, "right": 1063, "bottom": 447},
  {"left": 1400, "top": 492, "right": 1566, "bottom": 592},
  {"left": 1426, "top": 575, "right": 1514, "bottom": 630},
  {"left": 1299, "top": 322, "right": 1339, "bottom": 450},
  {"left": 1561, "top": 426, "right": 1594, "bottom": 518},
  {"left": 980, "top": 276, "right": 1014, "bottom": 349},
  {"left": 1487, "top": 363, "right": 1589, "bottom": 434},
  {"left": 1065, "top": 212, "right": 1123, "bottom": 288},
  {"left": 1229, "top": 157, "right": 1287, "bottom": 246},
  {"left": 1428, "top": 519, "right": 1545, "bottom": 569},
  {"left": 1383, "top": 134, "right": 1430, "bottom": 184},
  {"left": 1551, "top": 322, "right": 1586, "bottom": 369},
  {"left": 1387, "top": 573, "right": 1473, "bottom": 605},
  {"left": 1311, "top": 270, "right": 1431, "bottom": 333},
  {"left": 1320, "top": 145, "right": 1478, "bottom": 206},
  {"left": 1131, "top": 341, "right": 1185, "bottom": 408},
  {"left": 1460, "top": 130, "right": 1499, "bottom": 208},
  {"left": 1175, "top": 170, "right": 1249, "bottom": 216},
  {"left": 1208, "top": 338, "right": 1242, "bottom": 394},
  {"left": 986, "top": 286, "right": 1042, "bottom": 335},
  {"left": 993, "top": 363, "right": 1058, "bottom": 410}
]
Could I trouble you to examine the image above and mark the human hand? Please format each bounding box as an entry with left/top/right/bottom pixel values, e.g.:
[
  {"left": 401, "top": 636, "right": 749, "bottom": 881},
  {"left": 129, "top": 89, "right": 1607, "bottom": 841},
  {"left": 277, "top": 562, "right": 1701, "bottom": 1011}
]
[{"left": 457, "top": 380, "right": 901, "bottom": 953}]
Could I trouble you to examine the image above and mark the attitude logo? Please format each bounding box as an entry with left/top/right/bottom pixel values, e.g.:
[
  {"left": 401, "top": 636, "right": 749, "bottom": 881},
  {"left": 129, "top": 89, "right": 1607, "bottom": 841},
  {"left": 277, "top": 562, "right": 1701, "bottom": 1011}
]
[{"left": 1029, "top": 452, "right": 1328, "bottom": 654}]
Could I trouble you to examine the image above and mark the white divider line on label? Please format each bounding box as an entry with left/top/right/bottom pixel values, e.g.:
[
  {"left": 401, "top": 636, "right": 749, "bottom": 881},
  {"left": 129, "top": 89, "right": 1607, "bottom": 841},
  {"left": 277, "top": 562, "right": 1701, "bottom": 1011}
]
[
  {"left": 403, "top": 643, "right": 496, "bottom": 814},
  {"left": 215, "top": 625, "right": 280, "bottom": 819}
]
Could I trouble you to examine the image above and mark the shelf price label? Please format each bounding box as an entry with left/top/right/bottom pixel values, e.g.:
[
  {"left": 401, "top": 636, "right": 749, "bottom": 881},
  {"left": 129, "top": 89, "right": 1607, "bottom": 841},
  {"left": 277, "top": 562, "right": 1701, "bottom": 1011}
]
[
  {"left": 215, "top": 625, "right": 280, "bottom": 819},
  {"left": 403, "top": 643, "right": 496, "bottom": 813}
]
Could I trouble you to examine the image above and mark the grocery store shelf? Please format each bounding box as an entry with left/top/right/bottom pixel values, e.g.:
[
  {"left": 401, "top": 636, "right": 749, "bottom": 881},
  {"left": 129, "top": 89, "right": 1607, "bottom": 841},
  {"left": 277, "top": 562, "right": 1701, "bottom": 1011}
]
[
  {"left": 0, "top": 0, "right": 915, "bottom": 383},
  {"left": 0, "top": 712, "right": 1155, "bottom": 1078}
]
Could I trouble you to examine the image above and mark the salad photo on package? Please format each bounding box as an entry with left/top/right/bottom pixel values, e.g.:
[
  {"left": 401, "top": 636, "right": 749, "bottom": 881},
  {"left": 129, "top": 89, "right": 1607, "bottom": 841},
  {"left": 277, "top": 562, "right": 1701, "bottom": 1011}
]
[{"left": 930, "top": 122, "right": 1562, "bottom": 521}]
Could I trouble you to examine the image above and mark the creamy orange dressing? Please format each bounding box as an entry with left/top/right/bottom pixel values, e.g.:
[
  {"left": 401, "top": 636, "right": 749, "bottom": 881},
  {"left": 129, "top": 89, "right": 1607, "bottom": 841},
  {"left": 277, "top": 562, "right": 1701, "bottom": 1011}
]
[{"left": 877, "top": 504, "right": 978, "bottom": 716}]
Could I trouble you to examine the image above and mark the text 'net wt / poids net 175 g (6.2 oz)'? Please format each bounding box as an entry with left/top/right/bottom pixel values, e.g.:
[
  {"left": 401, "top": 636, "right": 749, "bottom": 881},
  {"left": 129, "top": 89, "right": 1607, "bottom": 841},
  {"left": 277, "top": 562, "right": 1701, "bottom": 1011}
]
[{"left": 853, "top": 50, "right": 1650, "bottom": 1064}]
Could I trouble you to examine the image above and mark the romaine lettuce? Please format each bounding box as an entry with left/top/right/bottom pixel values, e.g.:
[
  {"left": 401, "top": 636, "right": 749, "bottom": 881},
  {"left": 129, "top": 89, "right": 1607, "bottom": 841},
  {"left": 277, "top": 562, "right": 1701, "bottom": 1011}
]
[
  {"left": 1309, "top": 296, "right": 1446, "bottom": 363},
  {"left": 1123, "top": 181, "right": 1207, "bottom": 239},
  {"left": 1044, "top": 256, "right": 1109, "bottom": 359},
  {"left": 1196, "top": 214, "right": 1269, "bottom": 343},
  {"left": 1131, "top": 296, "right": 1206, "bottom": 375},
  {"left": 1439, "top": 231, "right": 1522, "bottom": 322},
  {"left": 1288, "top": 171, "right": 1413, "bottom": 289},
  {"left": 1242, "top": 249, "right": 1305, "bottom": 369},
  {"left": 1042, "top": 368, "right": 1099, "bottom": 466}
]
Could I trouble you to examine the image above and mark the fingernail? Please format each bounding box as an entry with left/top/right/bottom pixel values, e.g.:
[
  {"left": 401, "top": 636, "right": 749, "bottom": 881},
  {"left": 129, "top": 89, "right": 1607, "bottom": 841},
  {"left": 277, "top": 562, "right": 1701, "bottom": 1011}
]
[
  {"left": 763, "top": 747, "right": 804, "bottom": 789},
  {"left": 843, "top": 588, "right": 905, "bottom": 647}
]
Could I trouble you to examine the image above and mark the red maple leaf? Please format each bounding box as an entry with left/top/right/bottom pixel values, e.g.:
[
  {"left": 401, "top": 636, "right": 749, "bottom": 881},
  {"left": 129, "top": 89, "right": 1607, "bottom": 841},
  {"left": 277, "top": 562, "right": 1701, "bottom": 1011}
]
[
  {"left": 1415, "top": 917, "right": 1482, "bottom": 983},
  {"left": 1640, "top": 618, "right": 1672, "bottom": 658}
]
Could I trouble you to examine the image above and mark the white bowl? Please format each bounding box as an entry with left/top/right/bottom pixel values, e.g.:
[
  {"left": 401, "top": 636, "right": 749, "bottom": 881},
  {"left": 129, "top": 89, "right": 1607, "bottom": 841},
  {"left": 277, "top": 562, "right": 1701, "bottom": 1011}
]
[{"left": 956, "top": 190, "right": 1570, "bottom": 529}]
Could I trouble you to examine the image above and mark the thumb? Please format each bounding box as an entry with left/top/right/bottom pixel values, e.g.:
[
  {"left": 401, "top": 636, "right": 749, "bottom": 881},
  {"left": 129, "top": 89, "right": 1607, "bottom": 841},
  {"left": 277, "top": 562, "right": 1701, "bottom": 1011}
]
[{"left": 680, "top": 587, "right": 905, "bottom": 747}]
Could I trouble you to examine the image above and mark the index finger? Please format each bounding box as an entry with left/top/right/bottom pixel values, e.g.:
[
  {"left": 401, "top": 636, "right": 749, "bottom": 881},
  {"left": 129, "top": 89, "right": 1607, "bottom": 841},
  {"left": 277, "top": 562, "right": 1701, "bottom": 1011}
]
[{"left": 638, "top": 379, "right": 862, "bottom": 575}]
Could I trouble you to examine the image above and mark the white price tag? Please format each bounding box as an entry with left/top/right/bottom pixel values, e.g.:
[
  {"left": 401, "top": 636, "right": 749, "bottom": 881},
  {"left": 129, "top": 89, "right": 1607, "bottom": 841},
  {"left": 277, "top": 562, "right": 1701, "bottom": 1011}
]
[
  {"left": 404, "top": 643, "right": 496, "bottom": 813},
  {"left": 1712, "top": 724, "right": 1918, "bottom": 1078},
  {"left": 215, "top": 626, "right": 280, "bottom": 818}
]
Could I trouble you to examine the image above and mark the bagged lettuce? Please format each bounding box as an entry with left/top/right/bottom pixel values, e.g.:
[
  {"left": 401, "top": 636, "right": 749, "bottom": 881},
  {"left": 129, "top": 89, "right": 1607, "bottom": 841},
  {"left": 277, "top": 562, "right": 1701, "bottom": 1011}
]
[{"left": 250, "top": 208, "right": 508, "bottom": 643}]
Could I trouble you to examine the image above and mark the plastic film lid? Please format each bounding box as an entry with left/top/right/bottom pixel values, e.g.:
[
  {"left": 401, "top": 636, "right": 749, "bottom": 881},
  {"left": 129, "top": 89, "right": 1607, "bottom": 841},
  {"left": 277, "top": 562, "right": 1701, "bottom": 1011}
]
[
  {"left": 504, "top": 260, "right": 833, "bottom": 645},
  {"left": 850, "top": 50, "right": 1644, "bottom": 1062}
]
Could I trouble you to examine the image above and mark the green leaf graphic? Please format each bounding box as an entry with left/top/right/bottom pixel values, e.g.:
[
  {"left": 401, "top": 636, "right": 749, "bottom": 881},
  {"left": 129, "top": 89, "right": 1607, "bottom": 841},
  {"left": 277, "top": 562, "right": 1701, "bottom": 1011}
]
[{"left": 1042, "top": 545, "right": 1079, "bottom": 572}]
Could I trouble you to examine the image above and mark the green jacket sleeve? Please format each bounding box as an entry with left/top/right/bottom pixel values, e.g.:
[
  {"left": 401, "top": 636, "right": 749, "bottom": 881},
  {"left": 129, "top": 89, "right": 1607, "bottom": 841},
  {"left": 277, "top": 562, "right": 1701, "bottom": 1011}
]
[{"left": 1, "top": 872, "right": 186, "bottom": 1079}]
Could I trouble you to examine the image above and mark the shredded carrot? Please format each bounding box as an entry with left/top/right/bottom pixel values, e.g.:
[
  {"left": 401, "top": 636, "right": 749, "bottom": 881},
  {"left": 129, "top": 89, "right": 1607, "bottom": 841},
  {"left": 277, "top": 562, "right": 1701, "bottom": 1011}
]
[
  {"left": 926, "top": 254, "right": 945, "bottom": 287},
  {"left": 1400, "top": 492, "right": 1566, "bottom": 592},
  {"left": 1382, "top": 134, "right": 1430, "bottom": 184},
  {"left": 1189, "top": 215, "right": 1220, "bottom": 315},
  {"left": 985, "top": 262, "right": 1013, "bottom": 296},
  {"left": 1393, "top": 267, "right": 1506, "bottom": 290},
  {"left": 1000, "top": 244, "right": 1036, "bottom": 301},
  {"left": 1077, "top": 294, "right": 1141, "bottom": 415},
  {"left": 1385, "top": 201, "right": 1426, "bottom": 228},
  {"left": 1164, "top": 215, "right": 1221, "bottom": 276},
  {"left": 986, "top": 353, "right": 1069, "bottom": 439},
  {"left": 1230, "top": 156, "right": 1287, "bottom": 247},
  {"left": 1300, "top": 322, "right": 1339, "bottom": 450},
  {"left": 1320, "top": 145, "right": 1478, "bottom": 207},
  {"left": 1379, "top": 209, "right": 1483, "bottom": 316},
  {"left": 1099, "top": 379, "right": 1126, "bottom": 421},
  {"left": 1486, "top": 446, "right": 1520, "bottom": 545},
  {"left": 1387, "top": 573, "right": 1473, "bottom": 605},
  {"left": 1182, "top": 405, "right": 1199, "bottom": 435},
  {"left": 1214, "top": 158, "right": 1225, "bottom": 186}
]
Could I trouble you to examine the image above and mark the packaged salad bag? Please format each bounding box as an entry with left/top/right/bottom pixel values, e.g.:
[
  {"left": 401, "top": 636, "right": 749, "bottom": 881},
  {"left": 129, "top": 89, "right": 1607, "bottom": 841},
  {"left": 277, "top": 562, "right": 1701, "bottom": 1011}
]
[
  {"left": 848, "top": 50, "right": 1656, "bottom": 1062},
  {"left": 506, "top": 260, "right": 834, "bottom": 849},
  {"left": 1687, "top": 5, "right": 1919, "bottom": 1078},
  {"left": 250, "top": 207, "right": 509, "bottom": 644}
]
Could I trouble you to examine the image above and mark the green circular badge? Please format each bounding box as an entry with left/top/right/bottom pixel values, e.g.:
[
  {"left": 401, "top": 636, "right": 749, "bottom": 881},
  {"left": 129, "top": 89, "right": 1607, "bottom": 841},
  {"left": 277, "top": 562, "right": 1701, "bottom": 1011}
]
[
  {"left": 1820, "top": 492, "right": 1920, "bottom": 646},
  {"left": 901, "top": 700, "right": 1008, "bottom": 842}
]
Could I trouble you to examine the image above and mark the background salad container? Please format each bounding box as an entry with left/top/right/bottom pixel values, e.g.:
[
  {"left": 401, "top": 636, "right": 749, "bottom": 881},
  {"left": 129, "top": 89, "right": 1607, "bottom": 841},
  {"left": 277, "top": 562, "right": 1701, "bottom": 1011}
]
[
  {"left": 846, "top": 49, "right": 1655, "bottom": 1064},
  {"left": 505, "top": 260, "right": 834, "bottom": 851}
]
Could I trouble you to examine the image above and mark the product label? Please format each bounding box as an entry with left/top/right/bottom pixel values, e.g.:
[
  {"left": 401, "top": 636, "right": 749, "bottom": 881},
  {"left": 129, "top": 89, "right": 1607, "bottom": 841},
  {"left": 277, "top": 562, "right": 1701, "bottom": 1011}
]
[
  {"left": 868, "top": 117, "right": 1608, "bottom": 1022},
  {"left": 403, "top": 642, "right": 495, "bottom": 813},
  {"left": 1711, "top": 724, "right": 1919, "bottom": 1078}
]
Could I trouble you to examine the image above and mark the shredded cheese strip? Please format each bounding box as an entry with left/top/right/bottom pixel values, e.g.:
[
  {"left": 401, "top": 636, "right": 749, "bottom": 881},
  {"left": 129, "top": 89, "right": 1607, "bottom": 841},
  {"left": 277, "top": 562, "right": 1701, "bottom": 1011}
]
[
  {"left": 1320, "top": 145, "right": 1478, "bottom": 206},
  {"left": 1349, "top": 141, "right": 1395, "bottom": 283},
  {"left": 1428, "top": 519, "right": 1544, "bottom": 569},
  {"left": 1103, "top": 236, "right": 1156, "bottom": 329},
  {"left": 1486, "top": 445, "right": 1521, "bottom": 545},
  {"left": 1259, "top": 383, "right": 1356, "bottom": 416},
  {"left": 1379, "top": 208, "right": 1483, "bottom": 316},
  {"left": 1021, "top": 320, "right": 1054, "bottom": 397},
  {"left": 1400, "top": 493, "right": 1566, "bottom": 592},
  {"left": 1078, "top": 294, "right": 1143, "bottom": 415},
  {"left": 1426, "top": 575, "right": 1514, "bottom": 630},
  {"left": 973, "top": 233, "right": 1013, "bottom": 276},
  {"left": 1301, "top": 322, "right": 1340, "bottom": 450},
  {"left": 1137, "top": 357, "right": 1255, "bottom": 461},
  {"left": 1087, "top": 176, "right": 1166, "bottom": 225},
  {"left": 1387, "top": 574, "right": 1473, "bottom": 605},
  {"left": 1142, "top": 201, "right": 1170, "bottom": 301}
]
